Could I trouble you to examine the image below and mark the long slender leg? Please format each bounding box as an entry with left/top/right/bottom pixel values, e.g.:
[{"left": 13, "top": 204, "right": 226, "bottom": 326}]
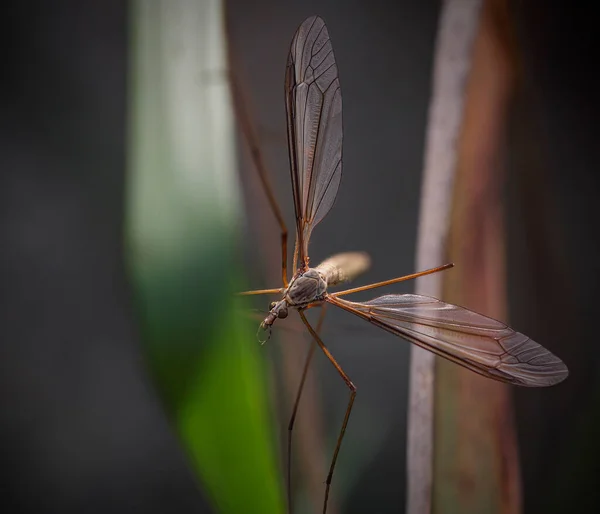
[
  {"left": 332, "top": 262, "right": 454, "bottom": 297},
  {"left": 298, "top": 310, "right": 356, "bottom": 514},
  {"left": 237, "top": 288, "right": 283, "bottom": 296},
  {"left": 292, "top": 237, "right": 300, "bottom": 277},
  {"left": 229, "top": 73, "right": 289, "bottom": 286},
  {"left": 287, "top": 305, "right": 327, "bottom": 513}
]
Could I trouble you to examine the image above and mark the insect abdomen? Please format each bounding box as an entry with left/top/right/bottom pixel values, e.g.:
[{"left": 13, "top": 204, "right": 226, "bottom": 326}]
[{"left": 315, "top": 252, "right": 371, "bottom": 287}]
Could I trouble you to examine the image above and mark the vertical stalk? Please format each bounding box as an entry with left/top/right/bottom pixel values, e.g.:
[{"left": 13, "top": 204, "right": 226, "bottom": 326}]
[
  {"left": 407, "top": 2, "right": 483, "bottom": 513},
  {"left": 434, "top": 0, "right": 520, "bottom": 512}
]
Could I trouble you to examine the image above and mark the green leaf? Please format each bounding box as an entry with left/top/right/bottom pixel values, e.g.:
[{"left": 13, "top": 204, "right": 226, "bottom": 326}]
[{"left": 125, "top": 1, "right": 285, "bottom": 512}]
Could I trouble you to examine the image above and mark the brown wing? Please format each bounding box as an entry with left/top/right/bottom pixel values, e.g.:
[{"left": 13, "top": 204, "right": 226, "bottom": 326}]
[
  {"left": 285, "top": 16, "right": 343, "bottom": 270},
  {"left": 327, "top": 293, "right": 568, "bottom": 387}
]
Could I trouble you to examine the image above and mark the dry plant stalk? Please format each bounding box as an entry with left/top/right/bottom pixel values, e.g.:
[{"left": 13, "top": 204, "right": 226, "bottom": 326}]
[
  {"left": 434, "top": 0, "right": 520, "bottom": 512},
  {"left": 408, "top": 2, "right": 483, "bottom": 513}
]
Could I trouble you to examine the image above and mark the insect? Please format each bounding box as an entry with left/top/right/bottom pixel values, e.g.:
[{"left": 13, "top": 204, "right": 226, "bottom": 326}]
[{"left": 237, "top": 15, "right": 569, "bottom": 514}]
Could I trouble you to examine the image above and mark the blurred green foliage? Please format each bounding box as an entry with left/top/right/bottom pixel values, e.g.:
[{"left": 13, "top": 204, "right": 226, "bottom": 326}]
[{"left": 125, "top": 1, "right": 285, "bottom": 512}]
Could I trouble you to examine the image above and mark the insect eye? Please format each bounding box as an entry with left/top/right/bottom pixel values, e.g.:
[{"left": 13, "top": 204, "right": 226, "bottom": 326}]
[
  {"left": 277, "top": 307, "right": 288, "bottom": 319},
  {"left": 269, "top": 301, "right": 277, "bottom": 310}
]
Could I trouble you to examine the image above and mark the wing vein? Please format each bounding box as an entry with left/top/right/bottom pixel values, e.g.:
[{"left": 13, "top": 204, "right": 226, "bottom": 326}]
[
  {"left": 327, "top": 294, "right": 568, "bottom": 387},
  {"left": 285, "top": 16, "right": 344, "bottom": 267}
]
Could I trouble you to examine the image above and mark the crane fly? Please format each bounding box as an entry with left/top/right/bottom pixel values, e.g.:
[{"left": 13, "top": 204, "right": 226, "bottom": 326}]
[{"left": 236, "top": 15, "right": 569, "bottom": 514}]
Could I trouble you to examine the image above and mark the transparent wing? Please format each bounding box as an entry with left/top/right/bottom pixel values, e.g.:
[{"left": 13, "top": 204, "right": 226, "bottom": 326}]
[
  {"left": 285, "top": 16, "right": 343, "bottom": 269},
  {"left": 327, "top": 294, "right": 568, "bottom": 387}
]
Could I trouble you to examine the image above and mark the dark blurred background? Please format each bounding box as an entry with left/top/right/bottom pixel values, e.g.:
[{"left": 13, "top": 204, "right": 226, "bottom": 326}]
[{"left": 2, "top": 1, "right": 599, "bottom": 513}]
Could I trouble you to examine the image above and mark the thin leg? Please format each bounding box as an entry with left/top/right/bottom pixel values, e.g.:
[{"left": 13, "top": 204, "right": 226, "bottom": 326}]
[
  {"left": 292, "top": 237, "right": 299, "bottom": 277},
  {"left": 287, "top": 305, "right": 327, "bottom": 514},
  {"left": 229, "top": 73, "right": 289, "bottom": 286},
  {"left": 237, "top": 288, "right": 283, "bottom": 296},
  {"left": 298, "top": 310, "right": 356, "bottom": 514},
  {"left": 332, "top": 262, "right": 454, "bottom": 297}
]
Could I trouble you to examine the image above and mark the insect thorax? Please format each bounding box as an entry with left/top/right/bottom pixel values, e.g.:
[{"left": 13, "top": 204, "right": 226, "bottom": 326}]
[{"left": 285, "top": 269, "right": 327, "bottom": 307}]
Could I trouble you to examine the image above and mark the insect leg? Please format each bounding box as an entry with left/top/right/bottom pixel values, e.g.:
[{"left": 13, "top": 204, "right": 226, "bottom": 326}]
[
  {"left": 236, "top": 288, "right": 283, "bottom": 296},
  {"left": 287, "top": 305, "right": 327, "bottom": 513},
  {"left": 332, "top": 263, "right": 454, "bottom": 297},
  {"left": 298, "top": 310, "right": 356, "bottom": 514},
  {"left": 230, "top": 73, "right": 289, "bottom": 286}
]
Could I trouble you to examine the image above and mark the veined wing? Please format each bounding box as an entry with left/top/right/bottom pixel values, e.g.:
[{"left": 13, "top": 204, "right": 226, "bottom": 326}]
[
  {"left": 285, "top": 16, "right": 343, "bottom": 270},
  {"left": 327, "top": 294, "right": 568, "bottom": 387}
]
